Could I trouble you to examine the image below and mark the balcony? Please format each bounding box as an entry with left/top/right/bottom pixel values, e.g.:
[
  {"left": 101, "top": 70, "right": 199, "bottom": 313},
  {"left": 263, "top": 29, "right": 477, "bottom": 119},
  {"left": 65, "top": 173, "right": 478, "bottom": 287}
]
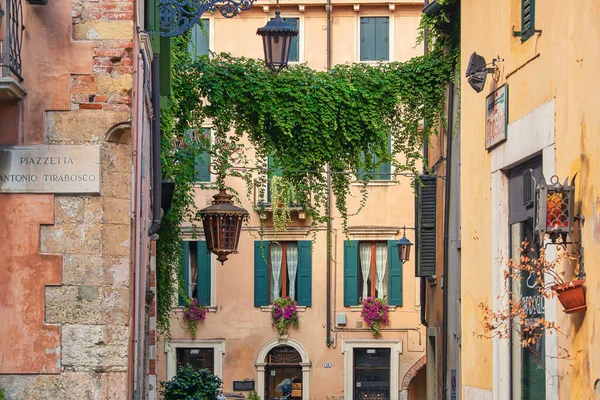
[{"left": 0, "top": 0, "right": 26, "bottom": 100}]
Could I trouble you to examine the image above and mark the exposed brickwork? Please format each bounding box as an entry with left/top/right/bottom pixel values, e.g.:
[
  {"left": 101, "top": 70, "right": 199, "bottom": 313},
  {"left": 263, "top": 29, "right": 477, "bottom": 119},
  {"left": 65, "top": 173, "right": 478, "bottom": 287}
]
[{"left": 401, "top": 355, "right": 427, "bottom": 389}]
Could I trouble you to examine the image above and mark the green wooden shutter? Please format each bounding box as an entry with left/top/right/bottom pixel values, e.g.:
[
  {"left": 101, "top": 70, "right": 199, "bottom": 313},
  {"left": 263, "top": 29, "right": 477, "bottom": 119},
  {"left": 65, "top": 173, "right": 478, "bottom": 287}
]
[
  {"left": 285, "top": 18, "right": 299, "bottom": 62},
  {"left": 377, "top": 135, "right": 392, "bottom": 180},
  {"left": 375, "top": 17, "right": 389, "bottom": 61},
  {"left": 254, "top": 241, "right": 270, "bottom": 307},
  {"left": 194, "top": 128, "right": 211, "bottom": 182},
  {"left": 297, "top": 241, "right": 312, "bottom": 306},
  {"left": 189, "top": 19, "right": 210, "bottom": 59},
  {"left": 196, "top": 241, "right": 211, "bottom": 306},
  {"left": 159, "top": 36, "right": 171, "bottom": 97},
  {"left": 416, "top": 175, "right": 437, "bottom": 277},
  {"left": 360, "top": 17, "right": 375, "bottom": 61},
  {"left": 521, "top": 0, "right": 535, "bottom": 42},
  {"left": 387, "top": 240, "right": 403, "bottom": 306},
  {"left": 343, "top": 240, "right": 359, "bottom": 306},
  {"left": 178, "top": 241, "right": 190, "bottom": 306}
]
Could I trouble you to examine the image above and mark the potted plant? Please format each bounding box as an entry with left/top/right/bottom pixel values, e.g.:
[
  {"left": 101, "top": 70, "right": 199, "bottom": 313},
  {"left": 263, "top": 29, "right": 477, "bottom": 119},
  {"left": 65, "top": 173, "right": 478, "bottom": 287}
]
[
  {"left": 551, "top": 279, "right": 586, "bottom": 314},
  {"left": 271, "top": 297, "right": 299, "bottom": 336},
  {"left": 183, "top": 298, "right": 207, "bottom": 339},
  {"left": 361, "top": 297, "right": 390, "bottom": 337}
]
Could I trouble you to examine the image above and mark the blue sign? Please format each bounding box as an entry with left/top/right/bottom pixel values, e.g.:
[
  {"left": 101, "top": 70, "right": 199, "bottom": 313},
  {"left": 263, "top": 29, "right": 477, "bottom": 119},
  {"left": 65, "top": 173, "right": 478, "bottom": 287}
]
[{"left": 451, "top": 369, "right": 457, "bottom": 400}]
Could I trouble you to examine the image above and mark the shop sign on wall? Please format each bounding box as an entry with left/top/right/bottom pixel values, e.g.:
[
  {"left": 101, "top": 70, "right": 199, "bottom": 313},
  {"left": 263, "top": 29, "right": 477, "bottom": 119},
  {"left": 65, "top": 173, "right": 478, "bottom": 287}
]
[
  {"left": 485, "top": 84, "right": 508, "bottom": 150},
  {"left": 0, "top": 145, "right": 101, "bottom": 194}
]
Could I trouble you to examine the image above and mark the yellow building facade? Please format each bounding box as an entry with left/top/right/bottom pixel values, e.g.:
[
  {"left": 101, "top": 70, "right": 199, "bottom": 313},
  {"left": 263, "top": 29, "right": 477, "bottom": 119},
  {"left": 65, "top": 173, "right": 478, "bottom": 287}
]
[
  {"left": 460, "top": 1, "right": 600, "bottom": 399},
  {"left": 157, "top": 1, "right": 429, "bottom": 399}
]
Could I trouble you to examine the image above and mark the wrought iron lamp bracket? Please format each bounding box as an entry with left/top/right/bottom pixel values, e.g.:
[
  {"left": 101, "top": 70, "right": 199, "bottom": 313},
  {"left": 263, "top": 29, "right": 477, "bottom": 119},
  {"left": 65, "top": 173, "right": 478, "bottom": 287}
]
[
  {"left": 542, "top": 214, "right": 586, "bottom": 280},
  {"left": 159, "top": 0, "right": 256, "bottom": 37}
]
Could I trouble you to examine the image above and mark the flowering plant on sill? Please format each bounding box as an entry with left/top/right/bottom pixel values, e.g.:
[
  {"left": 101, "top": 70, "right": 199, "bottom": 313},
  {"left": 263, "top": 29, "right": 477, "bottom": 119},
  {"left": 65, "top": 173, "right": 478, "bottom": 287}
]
[
  {"left": 183, "top": 298, "right": 207, "bottom": 339},
  {"left": 361, "top": 297, "right": 390, "bottom": 337},
  {"left": 271, "top": 297, "right": 299, "bottom": 336}
]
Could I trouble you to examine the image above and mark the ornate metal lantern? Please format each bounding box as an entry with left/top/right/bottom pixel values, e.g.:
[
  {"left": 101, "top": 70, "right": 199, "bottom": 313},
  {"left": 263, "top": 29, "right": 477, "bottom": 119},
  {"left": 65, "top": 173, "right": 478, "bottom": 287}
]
[
  {"left": 256, "top": 7, "right": 298, "bottom": 72},
  {"left": 535, "top": 174, "right": 577, "bottom": 244},
  {"left": 396, "top": 234, "right": 413, "bottom": 263},
  {"left": 199, "top": 188, "right": 249, "bottom": 264}
]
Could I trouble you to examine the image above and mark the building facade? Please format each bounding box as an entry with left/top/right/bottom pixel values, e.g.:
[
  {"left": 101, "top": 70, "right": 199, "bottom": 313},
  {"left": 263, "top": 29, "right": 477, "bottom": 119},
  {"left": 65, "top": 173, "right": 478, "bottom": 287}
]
[
  {"left": 459, "top": 0, "right": 600, "bottom": 399},
  {"left": 0, "top": 0, "right": 160, "bottom": 398},
  {"left": 156, "top": 1, "right": 428, "bottom": 399}
]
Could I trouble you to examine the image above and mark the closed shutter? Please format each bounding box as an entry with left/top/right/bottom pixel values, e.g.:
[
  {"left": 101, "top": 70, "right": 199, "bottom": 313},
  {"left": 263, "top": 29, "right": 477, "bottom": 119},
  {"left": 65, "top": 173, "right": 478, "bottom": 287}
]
[
  {"left": 196, "top": 241, "right": 211, "bottom": 306},
  {"left": 415, "top": 175, "right": 437, "bottom": 277},
  {"left": 159, "top": 36, "right": 171, "bottom": 97},
  {"left": 194, "top": 128, "right": 211, "bottom": 182},
  {"left": 344, "top": 240, "right": 359, "bottom": 306},
  {"left": 375, "top": 17, "right": 389, "bottom": 61},
  {"left": 178, "top": 241, "right": 190, "bottom": 306},
  {"left": 285, "top": 18, "right": 300, "bottom": 62},
  {"left": 254, "top": 241, "right": 270, "bottom": 307},
  {"left": 360, "top": 18, "right": 375, "bottom": 61},
  {"left": 521, "top": 0, "right": 535, "bottom": 42},
  {"left": 297, "top": 240, "right": 312, "bottom": 306},
  {"left": 189, "top": 19, "right": 210, "bottom": 59},
  {"left": 387, "top": 240, "right": 403, "bottom": 306}
]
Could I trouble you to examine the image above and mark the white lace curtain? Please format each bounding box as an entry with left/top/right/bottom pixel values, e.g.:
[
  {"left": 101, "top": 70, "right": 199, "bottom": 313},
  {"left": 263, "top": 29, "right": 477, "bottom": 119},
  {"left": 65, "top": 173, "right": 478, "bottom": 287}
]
[
  {"left": 270, "top": 243, "right": 283, "bottom": 301},
  {"left": 286, "top": 243, "right": 299, "bottom": 300},
  {"left": 375, "top": 243, "right": 387, "bottom": 299},
  {"left": 359, "top": 243, "right": 372, "bottom": 301}
]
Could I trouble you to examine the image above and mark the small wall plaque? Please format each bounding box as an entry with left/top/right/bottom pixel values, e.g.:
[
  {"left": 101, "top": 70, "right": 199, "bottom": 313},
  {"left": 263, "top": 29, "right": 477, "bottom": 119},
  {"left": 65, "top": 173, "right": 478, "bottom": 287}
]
[
  {"left": 233, "top": 380, "right": 255, "bottom": 391},
  {"left": 324, "top": 362, "right": 332, "bottom": 368}
]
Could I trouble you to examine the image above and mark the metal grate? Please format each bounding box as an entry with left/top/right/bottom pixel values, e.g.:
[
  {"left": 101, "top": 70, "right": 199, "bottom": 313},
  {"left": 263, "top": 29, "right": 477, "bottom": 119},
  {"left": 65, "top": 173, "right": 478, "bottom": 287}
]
[
  {"left": 267, "top": 345, "right": 302, "bottom": 365},
  {"left": 523, "top": 169, "right": 533, "bottom": 207}
]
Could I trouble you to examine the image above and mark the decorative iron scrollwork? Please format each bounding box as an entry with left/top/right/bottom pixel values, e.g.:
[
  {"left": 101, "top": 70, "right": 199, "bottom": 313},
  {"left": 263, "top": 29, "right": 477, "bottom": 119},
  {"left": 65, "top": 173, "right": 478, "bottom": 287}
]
[
  {"left": 159, "top": 0, "right": 256, "bottom": 37},
  {"left": 1, "top": 0, "right": 24, "bottom": 81}
]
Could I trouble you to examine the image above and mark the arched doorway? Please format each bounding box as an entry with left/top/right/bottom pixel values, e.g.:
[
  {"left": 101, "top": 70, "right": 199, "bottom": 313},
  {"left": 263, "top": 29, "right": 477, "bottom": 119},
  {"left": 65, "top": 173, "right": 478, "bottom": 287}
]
[
  {"left": 255, "top": 338, "right": 311, "bottom": 400},
  {"left": 265, "top": 345, "right": 302, "bottom": 399}
]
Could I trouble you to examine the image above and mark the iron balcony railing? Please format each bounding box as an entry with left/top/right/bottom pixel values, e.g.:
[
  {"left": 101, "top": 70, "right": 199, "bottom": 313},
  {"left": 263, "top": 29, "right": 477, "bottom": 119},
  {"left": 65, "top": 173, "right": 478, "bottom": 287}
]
[{"left": 0, "top": 0, "right": 24, "bottom": 81}]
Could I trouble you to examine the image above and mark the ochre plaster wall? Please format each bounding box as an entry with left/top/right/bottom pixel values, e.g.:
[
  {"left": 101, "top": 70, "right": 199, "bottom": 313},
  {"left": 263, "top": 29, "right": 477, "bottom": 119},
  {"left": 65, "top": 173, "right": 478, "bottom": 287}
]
[{"left": 461, "top": 0, "right": 600, "bottom": 398}]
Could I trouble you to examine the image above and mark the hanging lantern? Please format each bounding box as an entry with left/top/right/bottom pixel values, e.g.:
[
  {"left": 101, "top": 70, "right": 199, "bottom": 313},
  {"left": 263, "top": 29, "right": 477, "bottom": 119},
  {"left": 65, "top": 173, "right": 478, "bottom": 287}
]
[
  {"left": 256, "top": 7, "right": 298, "bottom": 72},
  {"left": 396, "top": 234, "right": 413, "bottom": 263},
  {"left": 199, "top": 188, "right": 249, "bottom": 264},
  {"left": 535, "top": 174, "right": 577, "bottom": 244}
]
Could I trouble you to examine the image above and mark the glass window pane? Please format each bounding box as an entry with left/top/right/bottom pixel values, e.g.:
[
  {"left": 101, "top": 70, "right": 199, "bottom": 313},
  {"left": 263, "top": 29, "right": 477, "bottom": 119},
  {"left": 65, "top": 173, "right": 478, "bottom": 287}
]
[
  {"left": 354, "top": 348, "right": 391, "bottom": 399},
  {"left": 176, "top": 348, "right": 215, "bottom": 374},
  {"left": 284, "top": 18, "right": 300, "bottom": 62}
]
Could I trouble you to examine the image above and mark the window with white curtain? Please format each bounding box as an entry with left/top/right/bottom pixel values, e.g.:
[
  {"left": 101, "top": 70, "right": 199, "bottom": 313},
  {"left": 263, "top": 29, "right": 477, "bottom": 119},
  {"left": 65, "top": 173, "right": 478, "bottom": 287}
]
[
  {"left": 269, "top": 241, "right": 299, "bottom": 302},
  {"left": 358, "top": 241, "right": 388, "bottom": 301}
]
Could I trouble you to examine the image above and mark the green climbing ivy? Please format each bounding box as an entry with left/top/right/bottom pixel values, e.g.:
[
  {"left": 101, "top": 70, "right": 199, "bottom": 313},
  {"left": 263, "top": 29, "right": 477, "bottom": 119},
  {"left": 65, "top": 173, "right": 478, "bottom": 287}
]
[{"left": 156, "top": 16, "right": 458, "bottom": 335}]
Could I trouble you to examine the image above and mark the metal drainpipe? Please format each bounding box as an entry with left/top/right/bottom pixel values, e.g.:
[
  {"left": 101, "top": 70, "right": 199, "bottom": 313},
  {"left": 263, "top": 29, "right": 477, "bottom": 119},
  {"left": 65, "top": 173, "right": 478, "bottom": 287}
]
[
  {"left": 420, "top": 0, "right": 429, "bottom": 329},
  {"left": 325, "top": 0, "right": 333, "bottom": 347},
  {"left": 441, "top": 80, "right": 455, "bottom": 400},
  {"left": 148, "top": 54, "right": 162, "bottom": 236}
]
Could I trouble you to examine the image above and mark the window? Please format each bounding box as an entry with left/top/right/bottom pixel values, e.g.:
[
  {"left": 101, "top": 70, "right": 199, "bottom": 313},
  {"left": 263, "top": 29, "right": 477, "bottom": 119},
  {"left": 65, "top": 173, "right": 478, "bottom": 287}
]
[
  {"left": 360, "top": 17, "right": 389, "bottom": 62},
  {"left": 176, "top": 348, "right": 215, "bottom": 374},
  {"left": 189, "top": 128, "right": 211, "bottom": 182},
  {"left": 178, "top": 240, "right": 212, "bottom": 306},
  {"left": 189, "top": 19, "right": 210, "bottom": 59},
  {"left": 354, "top": 348, "right": 391, "bottom": 399},
  {"left": 266, "top": 156, "right": 300, "bottom": 206},
  {"left": 271, "top": 17, "right": 300, "bottom": 62},
  {"left": 343, "top": 240, "right": 402, "bottom": 306},
  {"left": 358, "top": 135, "right": 392, "bottom": 181},
  {"left": 254, "top": 240, "right": 312, "bottom": 306}
]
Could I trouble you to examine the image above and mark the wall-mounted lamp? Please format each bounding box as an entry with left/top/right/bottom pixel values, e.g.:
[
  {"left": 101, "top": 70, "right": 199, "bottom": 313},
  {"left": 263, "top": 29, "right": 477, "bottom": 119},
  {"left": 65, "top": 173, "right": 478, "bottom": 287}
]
[
  {"left": 256, "top": 6, "right": 298, "bottom": 72},
  {"left": 465, "top": 52, "right": 503, "bottom": 93},
  {"left": 535, "top": 174, "right": 579, "bottom": 245},
  {"left": 395, "top": 227, "right": 413, "bottom": 263}
]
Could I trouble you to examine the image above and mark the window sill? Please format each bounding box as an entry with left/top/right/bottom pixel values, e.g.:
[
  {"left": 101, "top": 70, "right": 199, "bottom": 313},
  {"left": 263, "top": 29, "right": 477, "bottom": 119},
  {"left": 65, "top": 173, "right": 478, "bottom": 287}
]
[
  {"left": 0, "top": 77, "right": 26, "bottom": 100},
  {"left": 174, "top": 306, "right": 218, "bottom": 313},
  {"left": 348, "top": 305, "right": 397, "bottom": 312},
  {"left": 351, "top": 180, "right": 396, "bottom": 187},
  {"left": 260, "top": 305, "right": 307, "bottom": 312}
]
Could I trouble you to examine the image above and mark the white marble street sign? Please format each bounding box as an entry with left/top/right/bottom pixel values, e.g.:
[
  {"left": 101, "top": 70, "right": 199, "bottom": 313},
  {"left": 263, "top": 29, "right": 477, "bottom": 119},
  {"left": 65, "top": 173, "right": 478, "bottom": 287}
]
[{"left": 0, "top": 145, "right": 101, "bottom": 194}]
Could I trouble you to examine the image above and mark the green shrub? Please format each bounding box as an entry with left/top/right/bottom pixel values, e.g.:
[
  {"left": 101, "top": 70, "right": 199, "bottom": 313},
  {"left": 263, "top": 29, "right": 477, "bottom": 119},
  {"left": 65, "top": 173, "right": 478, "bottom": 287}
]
[
  {"left": 247, "top": 391, "right": 261, "bottom": 400},
  {"left": 160, "top": 364, "right": 223, "bottom": 400}
]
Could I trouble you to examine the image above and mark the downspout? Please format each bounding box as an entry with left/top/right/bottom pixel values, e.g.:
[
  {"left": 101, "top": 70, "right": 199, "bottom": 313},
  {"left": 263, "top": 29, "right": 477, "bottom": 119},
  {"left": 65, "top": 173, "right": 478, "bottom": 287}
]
[
  {"left": 148, "top": 54, "right": 162, "bottom": 236},
  {"left": 420, "top": 0, "right": 429, "bottom": 329},
  {"left": 325, "top": 0, "right": 333, "bottom": 347},
  {"left": 441, "top": 80, "right": 455, "bottom": 400}
]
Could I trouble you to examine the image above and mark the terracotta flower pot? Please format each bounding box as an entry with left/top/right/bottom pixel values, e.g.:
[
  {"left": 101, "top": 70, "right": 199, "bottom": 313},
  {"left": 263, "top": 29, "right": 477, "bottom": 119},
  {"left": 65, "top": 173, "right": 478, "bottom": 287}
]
[{"left": 551, "top": 279, "right": 586, "bottom": 314}]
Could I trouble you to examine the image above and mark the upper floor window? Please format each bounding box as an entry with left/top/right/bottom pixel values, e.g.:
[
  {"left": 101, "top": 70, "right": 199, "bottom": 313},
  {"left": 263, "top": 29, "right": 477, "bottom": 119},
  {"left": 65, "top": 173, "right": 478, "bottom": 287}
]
[
  {"left": 178, "top": 240, "right": 212, "bottom": 306},
  {"left": 358, "top": 135, "right": 392, "bottom": 181},
  {"left": 189, "top": 19, "right": 211, "bottom": 59},
  {"left": 269, "top": 16, "right": 300, "bottom": 62},
  {"left": 254, "top": 240, "right": 312, "bottom": 306},
  {"left": 344, "top": 240, "right": 403, "bottom": 306},
  {"left": 360, "top": 17, "right": 389, "bottom": 62},
  {"left": 192, "top": 128, "right": 211, "bottom": 182},
  {"left": 266, "top": 155, "right": 300, "bottom": 206}
]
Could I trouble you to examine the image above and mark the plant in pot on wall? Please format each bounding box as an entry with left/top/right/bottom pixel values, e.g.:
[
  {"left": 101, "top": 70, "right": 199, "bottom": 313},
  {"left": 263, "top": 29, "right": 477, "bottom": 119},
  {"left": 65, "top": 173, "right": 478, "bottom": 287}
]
[
  {"left": 361, "top": 297, "right": 390, "bottom": 337},
  {"left": 183, "top": 298, "right": 208, "bottom": 339},
  {"left": 271, "top": 297, "right": 299, "bottom": 336}
]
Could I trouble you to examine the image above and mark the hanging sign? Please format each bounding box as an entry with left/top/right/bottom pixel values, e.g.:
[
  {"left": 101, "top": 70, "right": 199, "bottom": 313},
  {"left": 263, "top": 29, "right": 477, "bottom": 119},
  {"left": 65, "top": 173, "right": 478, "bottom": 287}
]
[
  {"left": 485, "top": 84, "right": 508, "bottom": 150},
  {"left": 0, "top": 145, "right": 101, "bottom": 194}
]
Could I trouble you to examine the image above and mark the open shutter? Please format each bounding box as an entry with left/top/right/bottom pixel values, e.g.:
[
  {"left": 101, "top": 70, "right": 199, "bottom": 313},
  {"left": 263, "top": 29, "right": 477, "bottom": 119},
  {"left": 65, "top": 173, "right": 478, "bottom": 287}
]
[
  {"left": 297, "top": 241, "right": 312, "bottom": 306},
  {"left": 344, "top": 240, "right": 359, "bottom": 306},
  {"left": 194, "top": 128, "right": 211, "bottom": 182},
  {"left": 387, "top": 240, "right": 403, "bottom": 306},
  {"left": 416, "top": 175, "right": 437, "bottom": 277},
  {"left": 196, "top": 241, "right": 211, "bottom": 306},
  {"left": 521, "top": 0, "right": 535, "bottom": 42},
  {"left": 378, "top": 135, "right": 392, "bottom": 180},
  {"left": 254, "top": 241, "right": 270, "bottom": 307},
  {"left": 178, "top": 241, "right": 190, "bottom": 306},
  {"left": 159, "top": 36, "right": 171, "bottom": 98}
]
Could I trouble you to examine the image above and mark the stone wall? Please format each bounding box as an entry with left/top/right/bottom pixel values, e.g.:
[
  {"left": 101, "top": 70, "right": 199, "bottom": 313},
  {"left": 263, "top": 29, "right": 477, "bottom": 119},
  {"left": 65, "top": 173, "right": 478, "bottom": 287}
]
[{"left": 0, "top": 0, "right": 136, "bottom": 398}]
